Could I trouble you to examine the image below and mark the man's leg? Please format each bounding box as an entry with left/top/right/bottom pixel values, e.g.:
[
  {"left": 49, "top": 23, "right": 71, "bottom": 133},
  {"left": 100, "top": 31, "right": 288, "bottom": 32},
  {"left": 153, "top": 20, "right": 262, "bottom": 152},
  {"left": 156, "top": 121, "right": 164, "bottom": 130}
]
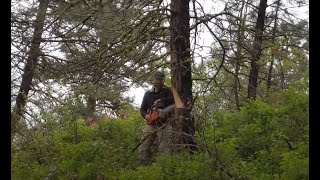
[
  {"left": 139, "top": 124, "right": 156, "bottom": 165},
  {"left": 157, "top": 124, "right": 172, "bottom": 155}
]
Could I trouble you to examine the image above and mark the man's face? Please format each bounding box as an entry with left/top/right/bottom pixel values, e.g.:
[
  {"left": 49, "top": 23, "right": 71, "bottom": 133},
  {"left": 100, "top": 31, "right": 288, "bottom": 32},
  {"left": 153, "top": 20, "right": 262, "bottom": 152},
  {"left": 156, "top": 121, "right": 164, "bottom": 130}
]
[{"left": 154, "top": 76, "right": 164, "bottom": 88}]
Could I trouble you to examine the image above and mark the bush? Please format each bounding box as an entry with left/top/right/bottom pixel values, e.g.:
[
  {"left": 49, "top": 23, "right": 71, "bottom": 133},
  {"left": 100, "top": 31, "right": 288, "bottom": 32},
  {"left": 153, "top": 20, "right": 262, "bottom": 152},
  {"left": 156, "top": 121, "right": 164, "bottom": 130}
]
[{"left": 12, "top": 88, "right": 308, "bottom": 179}]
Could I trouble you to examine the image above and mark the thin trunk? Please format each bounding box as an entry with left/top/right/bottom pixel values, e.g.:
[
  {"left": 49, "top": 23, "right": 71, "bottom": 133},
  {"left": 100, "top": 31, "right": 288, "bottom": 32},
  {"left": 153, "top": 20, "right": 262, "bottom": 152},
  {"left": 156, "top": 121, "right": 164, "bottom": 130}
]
[
  {"left": 170, "top": 0, "right": 196, "bottom": 152},
  {"left": 279, "top": 60, "right": 286, "bottom": 91},
  {"left": 279, "top": 41, "right": 288, "bottom": 91},
  {"left": 12, "top": 0, "right": 50, "bottom": 134},
  {"left": 234, "top": 0, "right": 248, "bottom": 110},
  {"left": 247, "top": 0, "right": 267, "bottom": 100},
  {"left": 86, "top": 95, "right": 96, "bottom": 117},
  {"left": 267, "top": 0, "right": 281, "bottom": 91},
  {"left": 85, "top": 74, "right": 99, "bottom": 124}
]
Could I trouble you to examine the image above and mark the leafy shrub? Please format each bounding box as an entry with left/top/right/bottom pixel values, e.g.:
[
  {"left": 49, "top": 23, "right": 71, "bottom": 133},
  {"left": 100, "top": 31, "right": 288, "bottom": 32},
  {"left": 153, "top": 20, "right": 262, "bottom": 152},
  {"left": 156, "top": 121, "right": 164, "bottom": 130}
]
[{"left": 12, "top": 88, "right": 308, "bottom": 179}]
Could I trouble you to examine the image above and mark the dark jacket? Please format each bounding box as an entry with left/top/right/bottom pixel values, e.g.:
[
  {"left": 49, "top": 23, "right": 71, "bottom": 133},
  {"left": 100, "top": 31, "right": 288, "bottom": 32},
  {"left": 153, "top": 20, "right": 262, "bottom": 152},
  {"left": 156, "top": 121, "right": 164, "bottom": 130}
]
[{"left": 140, "top": 85, "right": 174, "bottom": 119}]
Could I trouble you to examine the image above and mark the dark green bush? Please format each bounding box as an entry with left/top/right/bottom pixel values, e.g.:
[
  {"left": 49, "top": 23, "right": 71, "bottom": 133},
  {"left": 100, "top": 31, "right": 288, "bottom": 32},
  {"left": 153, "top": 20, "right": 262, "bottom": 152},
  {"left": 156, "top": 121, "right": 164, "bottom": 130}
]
[{"left": 12, "top": 88, "right": 308, "bottom": 179}]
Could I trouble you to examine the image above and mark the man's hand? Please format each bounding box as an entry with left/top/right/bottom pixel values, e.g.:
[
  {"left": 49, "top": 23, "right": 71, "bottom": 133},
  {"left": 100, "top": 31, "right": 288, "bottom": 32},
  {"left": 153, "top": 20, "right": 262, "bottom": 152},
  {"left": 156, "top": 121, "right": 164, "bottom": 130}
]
[{"left": 144, "top": 114, "right": 150, "bottom": 123}]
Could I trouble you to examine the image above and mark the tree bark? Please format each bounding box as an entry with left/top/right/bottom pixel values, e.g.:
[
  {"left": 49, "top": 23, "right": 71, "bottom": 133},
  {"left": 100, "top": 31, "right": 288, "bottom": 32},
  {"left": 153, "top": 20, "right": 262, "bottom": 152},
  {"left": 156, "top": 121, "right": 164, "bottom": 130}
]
[
  {"left": 12, "top": 0, "right": 50, "bottom": 133},
  {"left": 247, "top": 0, "right": 267, "bottom": 100},
  {"left": 267, "top": 0, "right": 280, "bottom": 91},
  {"left": 170, "top": 0, "right": 196, "bottom": 152},
  {"left": 234, "top": 0, "right": 248, "bottom": 110},
  {"left": 86, "top": 95, "right": 96, "bottom": 118}
]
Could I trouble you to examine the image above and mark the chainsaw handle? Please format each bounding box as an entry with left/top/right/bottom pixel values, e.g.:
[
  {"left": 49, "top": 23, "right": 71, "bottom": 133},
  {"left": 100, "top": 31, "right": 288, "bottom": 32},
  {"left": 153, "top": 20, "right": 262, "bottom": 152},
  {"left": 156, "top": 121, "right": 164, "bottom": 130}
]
[{"left": 145, "top": 108, "right": 159, "bottom": 125}]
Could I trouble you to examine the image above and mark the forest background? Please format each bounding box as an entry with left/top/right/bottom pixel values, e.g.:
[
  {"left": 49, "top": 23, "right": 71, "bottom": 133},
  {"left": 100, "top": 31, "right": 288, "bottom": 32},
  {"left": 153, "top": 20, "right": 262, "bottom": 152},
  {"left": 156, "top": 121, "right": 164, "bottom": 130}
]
[{"left": 11, "top": 0, "right": 309, "bottom": 179}]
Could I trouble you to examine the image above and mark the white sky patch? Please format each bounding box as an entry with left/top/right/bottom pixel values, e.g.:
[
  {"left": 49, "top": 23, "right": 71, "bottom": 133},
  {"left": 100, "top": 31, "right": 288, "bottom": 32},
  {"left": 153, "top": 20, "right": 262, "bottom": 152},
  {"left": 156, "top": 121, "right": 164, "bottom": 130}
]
[
  {"left": 124, "top": 81, "right": 151, "bottom": 108},
  {"left": 50, "top": 50, "right": 66, "bottom": 60},
  {"left": 127, "top": 86, "right": 146, "bottom": 108}
]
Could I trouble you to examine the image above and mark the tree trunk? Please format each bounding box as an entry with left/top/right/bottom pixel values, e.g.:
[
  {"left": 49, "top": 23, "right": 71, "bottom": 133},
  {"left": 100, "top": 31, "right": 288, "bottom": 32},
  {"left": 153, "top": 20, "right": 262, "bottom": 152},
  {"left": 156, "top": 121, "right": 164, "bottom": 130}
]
[
  {"left": 170, "top": 0, "right": 196, "bottom": 152},
  {"left": 247, "top": 0, "right": 267, "bottom": 100},
  {"left": 267, "top": 0, "right": 280, "bottom": 91},
  {"left": 12, "top": 0, "right": 50, "bottom": 134},
  {"left": 86, "top": 94, "right": 96, "bottom": 118},
  {"left": 234, "top": 0, "right": 248, "bottom": 110},
  {"left": 279, "top": 59, "right": 286, "bottom": 91}
]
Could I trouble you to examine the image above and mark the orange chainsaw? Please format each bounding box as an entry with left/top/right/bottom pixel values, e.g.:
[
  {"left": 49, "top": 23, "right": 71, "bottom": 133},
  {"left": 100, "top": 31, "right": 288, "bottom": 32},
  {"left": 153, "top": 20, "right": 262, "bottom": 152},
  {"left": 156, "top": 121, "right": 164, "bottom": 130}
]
[
  {"left": 146, "top": 106, "right": 159, "bottom": 125},
  {"left": 145, "top": 99, "right": 175, "bottom": 125},
  {"left": 145, "top": 99, "right": 163, "bottom": 125}
]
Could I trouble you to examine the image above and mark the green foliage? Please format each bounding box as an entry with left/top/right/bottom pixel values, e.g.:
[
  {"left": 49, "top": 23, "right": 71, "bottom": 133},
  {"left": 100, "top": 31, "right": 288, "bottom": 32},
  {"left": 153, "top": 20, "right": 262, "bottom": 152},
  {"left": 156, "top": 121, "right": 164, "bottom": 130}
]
[
  {"left": 193, "top": 87, "right": 309, "bottom": 179},
  {"left": 117, "top": 153, "right": 216, "bottom": 180},
  {"left": 280, "top": 143, "right": 309, "bottom": 180},
  {"left": 12, "top": 88, "right": 308, "bottom": 179}
]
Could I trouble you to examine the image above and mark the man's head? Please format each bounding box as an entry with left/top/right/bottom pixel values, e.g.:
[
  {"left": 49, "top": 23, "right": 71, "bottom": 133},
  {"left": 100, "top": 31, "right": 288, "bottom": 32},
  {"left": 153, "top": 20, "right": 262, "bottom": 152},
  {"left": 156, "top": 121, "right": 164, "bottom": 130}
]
[{"left": 153, "top": 71, "right": 165, "bottom": 89}]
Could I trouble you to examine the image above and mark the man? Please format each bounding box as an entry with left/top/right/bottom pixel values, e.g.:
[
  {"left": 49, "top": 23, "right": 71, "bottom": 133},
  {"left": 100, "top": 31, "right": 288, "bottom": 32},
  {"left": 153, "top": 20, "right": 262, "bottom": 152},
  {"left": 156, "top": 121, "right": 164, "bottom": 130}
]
[{"left": 139, "top": 71, "right": 175, "bottom": 166}]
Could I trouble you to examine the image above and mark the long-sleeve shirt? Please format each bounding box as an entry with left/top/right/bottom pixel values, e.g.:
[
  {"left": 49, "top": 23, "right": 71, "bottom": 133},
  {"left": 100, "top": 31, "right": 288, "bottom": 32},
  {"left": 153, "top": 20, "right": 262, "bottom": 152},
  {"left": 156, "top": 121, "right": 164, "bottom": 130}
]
[{"left": 140, "top": 85, "right": 174, "bottom": 119}]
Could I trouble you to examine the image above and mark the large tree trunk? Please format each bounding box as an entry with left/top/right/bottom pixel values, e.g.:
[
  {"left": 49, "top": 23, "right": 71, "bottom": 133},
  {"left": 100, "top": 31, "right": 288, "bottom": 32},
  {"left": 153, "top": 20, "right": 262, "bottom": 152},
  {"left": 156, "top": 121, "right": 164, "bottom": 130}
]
[
  {"left": 12, "top": 0, "right": 50, "bottom": 135},
  {"left": 247, "top": 0, "right": 267, "bottom": 99},
  {"left": 267, "top": 0, "right": 280, "bottom": 91},
  {"left": 170, "top": 0, "right": 196, "bottom": 152}
]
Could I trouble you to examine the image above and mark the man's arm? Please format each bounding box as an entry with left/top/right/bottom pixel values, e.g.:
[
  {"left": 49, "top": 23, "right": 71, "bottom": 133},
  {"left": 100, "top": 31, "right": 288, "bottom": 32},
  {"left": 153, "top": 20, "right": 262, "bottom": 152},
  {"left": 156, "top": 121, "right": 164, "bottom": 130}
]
[
  {"left": 140, "top": 92, "right": 149, "bottom": 119},
  {"left": 161, "top": 87, "right": 175, "bottom": 107},
  {"left": 157, "top": 88, "right": 175, "bottom": 119}
]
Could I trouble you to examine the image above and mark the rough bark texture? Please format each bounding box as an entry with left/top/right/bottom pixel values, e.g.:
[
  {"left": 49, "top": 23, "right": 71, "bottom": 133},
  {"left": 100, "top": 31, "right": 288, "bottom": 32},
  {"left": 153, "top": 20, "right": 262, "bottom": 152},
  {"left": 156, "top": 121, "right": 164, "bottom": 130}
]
[
  {"left": 170, "top": 0, "right": 196, "bottom": 152},
  {"left": 267, "top": 0, "right": 280, "bottom": 91},
  {"left": 247, "top": 0, "right": 267, "bottom": 99},
  {"left": 12, "top": 0, "right": 50, "bottom": 134}
]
